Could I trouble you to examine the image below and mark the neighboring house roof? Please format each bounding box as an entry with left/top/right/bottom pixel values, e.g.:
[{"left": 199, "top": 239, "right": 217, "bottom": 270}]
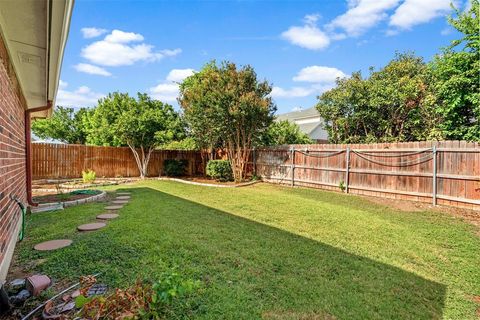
[
  {"left": 0, "top": 0, "right": 74, "bottom": 118},
  {"left": 276, "top": 107, "right": 320, "bottom": 122},
  {"left": 297, "top": 122, "right": 320, "bottom": 135}
]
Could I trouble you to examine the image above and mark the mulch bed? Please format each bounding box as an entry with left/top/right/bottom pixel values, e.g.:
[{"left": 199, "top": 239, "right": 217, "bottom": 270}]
[
  {"left": 32, "top": 190, "right": 102, "bottom": 204},
  {"left": 182, "top": 177, "right": 242, "bottom": 185}
]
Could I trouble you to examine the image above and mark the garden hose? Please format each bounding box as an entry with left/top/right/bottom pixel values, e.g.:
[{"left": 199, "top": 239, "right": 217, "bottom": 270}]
[
  {"left": 10, "top": 195, "right": 26, "bottom": 241},
  {"left": 70, "top": 189, "right": 98, "bottom": 195}
]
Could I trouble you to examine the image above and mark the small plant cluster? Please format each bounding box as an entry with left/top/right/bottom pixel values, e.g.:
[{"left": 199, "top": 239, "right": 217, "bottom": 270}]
[
  {"left": 206, "top": 160, "right": 233, "bottom": 182},
  {"left": 82, "top": 169, "right": 96, "bottom": 184},
  {"left": 54, "top": 183, "right": 70, "bottom": 201},
  {"left": 77, "top": 271, "right": 201, "bottom": 319},
  {"left": 163, "top": 159, "right": 188, "bottom": 177}
]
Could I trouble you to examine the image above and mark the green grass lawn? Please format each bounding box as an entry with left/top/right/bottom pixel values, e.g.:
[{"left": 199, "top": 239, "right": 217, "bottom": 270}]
[{"left": 16, "top": 181, "right": 480, "bottom": 319}]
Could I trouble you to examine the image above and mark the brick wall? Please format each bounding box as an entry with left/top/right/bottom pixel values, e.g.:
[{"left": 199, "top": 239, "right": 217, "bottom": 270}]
[{"left": 0, "top": 33, "right": 27, "bottom": 284}]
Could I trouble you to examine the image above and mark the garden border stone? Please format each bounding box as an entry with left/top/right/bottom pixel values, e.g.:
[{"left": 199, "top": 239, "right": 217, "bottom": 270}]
[{"left": 31, "top": 191, "right": 107, "bottom": 213}]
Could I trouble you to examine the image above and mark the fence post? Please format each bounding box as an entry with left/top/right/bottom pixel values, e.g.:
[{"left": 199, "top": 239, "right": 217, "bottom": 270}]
[
  {"left": 432, "top": 145, "right": 437, "bottom": 206},
  {"left": 345, "top": 147, "right": 350, "bottom": 193},
  {"left": 253, "top": 147, "right": 257, "bottom": 177},
  {"left": 291, "top": 147, "right": 295, "bottom": 187}
]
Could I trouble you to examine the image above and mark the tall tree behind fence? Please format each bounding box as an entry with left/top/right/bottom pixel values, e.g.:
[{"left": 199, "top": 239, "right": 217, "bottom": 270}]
[
  {"left": 254, "top": 141, "right": 480, "bottom": 210},
  {"left": 32, "top": 143, "right": 205, "bottom": 179}
]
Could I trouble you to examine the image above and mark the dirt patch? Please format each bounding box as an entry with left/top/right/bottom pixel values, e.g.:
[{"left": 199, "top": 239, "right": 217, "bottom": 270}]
[
  {"left": 33, "top": 190, "right": 101, "bottom": 204},
  {"left": 362, "top": 195, "right": 480, "bottom": 229},
  {"left": 361, "top": 196, "right": 436, "bottom": 212}
]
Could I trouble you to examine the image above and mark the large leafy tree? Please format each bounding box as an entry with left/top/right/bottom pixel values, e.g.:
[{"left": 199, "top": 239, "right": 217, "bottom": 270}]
[
  {"left": 259, "top": 120, "right": 313, "bottom": 146},
  {"left": 32, "top": 106, "right": 88, "bottom": 144},
  {"left": 429, "top": 0, "right": 479, "bottom": 141},
  {"left": 84, "top": 92, "right": 185, "bottom": 178},
  {"left": 316, "top": 53, "right": 440, "bottom": 143},
  {"left": 179, "top": 61, "right": 275, "bottom": 181},
  {"left": 315, "top": 71, "right": 373, "bottom": 143},
  {"left": 178, "top": 62, "right": 223, "bottom": 169},
  {"left": 83, "top": 92, "right": 134, "bottom": 147},
  {"left": 115, "top": 93, "right": 185, "bottom": 178}
]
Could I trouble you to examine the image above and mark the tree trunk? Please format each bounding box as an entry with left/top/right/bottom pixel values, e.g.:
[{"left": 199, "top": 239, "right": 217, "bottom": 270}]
[{"left": 127, "top": 143, "right": 153, "bottom": 179}]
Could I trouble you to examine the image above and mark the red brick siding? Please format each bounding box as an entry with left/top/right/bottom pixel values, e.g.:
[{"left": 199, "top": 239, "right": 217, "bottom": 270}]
[{"left": 0, "top": 34, "right": 27, "bottom": 269}]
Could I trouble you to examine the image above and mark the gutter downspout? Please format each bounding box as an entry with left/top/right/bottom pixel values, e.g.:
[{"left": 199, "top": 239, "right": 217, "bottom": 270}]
[{"left": 25, "top": 101, "right": 53, "bottom": 207}]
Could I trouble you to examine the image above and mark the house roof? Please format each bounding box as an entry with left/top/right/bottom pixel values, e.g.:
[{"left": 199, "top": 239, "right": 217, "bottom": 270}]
[
  {"left": 276, "top": 107, "right": 320, "bottom": 122},
  {"left": 0, "top": 0, "right": 74, "bottom": 118},
  {"left": 297, "top": 122, "right": 321, "bottom": 135}
]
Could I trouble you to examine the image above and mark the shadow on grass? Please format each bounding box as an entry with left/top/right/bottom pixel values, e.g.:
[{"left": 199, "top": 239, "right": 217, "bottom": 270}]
[{"left": 19, "top": 187, "right": 446, "bottom": 319}]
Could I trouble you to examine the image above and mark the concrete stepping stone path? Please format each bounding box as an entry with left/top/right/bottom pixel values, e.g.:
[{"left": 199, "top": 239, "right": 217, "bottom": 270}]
[
  {"left": 105, "top": 205, "right": 123, "bottom": 211},
  {"left": 116, "top": 196, "right": 130, "bottom": 200},
  {"left": 117, "top": 192, "right": 131, "bottom": 196},
  {"left": 112, "top": 200, "right": 128, "bottom": 205},
  {"left": 77, "top": 222, "right": 106, "bottom": 232},
  {"left": 34, "top": 239, "right": 72, "bottom": 251},
  {"left": 97, "top": 213, "right": 119, "bottom": 220}
]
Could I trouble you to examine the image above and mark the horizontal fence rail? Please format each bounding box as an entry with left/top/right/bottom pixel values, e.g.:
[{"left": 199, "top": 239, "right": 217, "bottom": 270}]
[
  {"left": 253, "top": 141, "right": 480, "bottom": 211},
  {"left": 32, "top": 141, "right": 480, "bottom": 210},
  {"left": 32, "top": 143, "right": 206, "bottom": 179}
]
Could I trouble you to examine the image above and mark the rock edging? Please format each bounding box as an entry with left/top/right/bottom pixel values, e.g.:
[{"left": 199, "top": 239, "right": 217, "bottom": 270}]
[
  {"left": 157, "top": 177, "right": 260, "bottom": 188},
  {"left": 31, "top": 191, "right": 107, "bottom": 213}
]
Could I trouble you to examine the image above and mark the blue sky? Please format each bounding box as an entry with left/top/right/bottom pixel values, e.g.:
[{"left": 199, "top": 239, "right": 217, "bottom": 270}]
[{"left": 57, "top": 0, "right": 466, "bottom": 114}]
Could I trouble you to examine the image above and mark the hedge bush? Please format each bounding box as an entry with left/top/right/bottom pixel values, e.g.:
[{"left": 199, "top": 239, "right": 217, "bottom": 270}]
[
  {"left": 164, "top": 159, "right": 188, "bottom": 176},
  {"left": 206, "top": 160, "right": 233, "bottom": 182}
]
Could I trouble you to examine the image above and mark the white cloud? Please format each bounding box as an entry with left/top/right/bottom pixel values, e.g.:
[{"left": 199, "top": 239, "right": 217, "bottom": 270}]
[
  {"left": 271, "top": 64, "right": 346, "bottom": 99},
  {"left": 271, "top": 86, "right": 315, "bottom": 99},
  {"left": 81, "top": 29, "right": 181, "bottom": 67},
  {"left": 59, "top": 80, "right": 68, "bottom": 89},
  {"left": 440, "top": 27, "right": 453, "bottom": 36},
  {"left": 160, "top": 48, "right": 182, "bottom": 57},
  {"left": 389, "top": 0, "right": 454, "bottom": 30},
  {"left": 166, "top": 68, "right": 195, "bottom": 82},
  {"left": 149, "top": 68, "right": 195, "bottom": 102},
  {"left": 271, "top": 83, "right": 336, "bottom": 99},
  {"left": 150, "top": 83, "right": 179, "bottom": 102},
  {"left": 303, "top": 13, "right": 321, "bottom": 25},
  {"left": 293, "top": 66, "right": 347, "bottom": 83},
  {"left": 74, "top": 63, "right": 112, "bottom": 76},
  {"left": 281, "top": 14, "right": 330, "bottom": 50},
  {"left": 56, "top": 82, "right": 104, "bottom": 107},
  {"left": 328, "top": 0, "right": 401, "bottom": 36},
  {"left": 81, "top": 27, "right": 108, "bottom": 39},
  {"left": 104, "top": 30, "right": 144, "bottom": 43}
]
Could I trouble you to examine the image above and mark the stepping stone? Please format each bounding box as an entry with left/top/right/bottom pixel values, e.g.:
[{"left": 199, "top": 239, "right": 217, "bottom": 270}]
[
  {"left": 117, "top": 192, "right": 131, "bottom": 196},
  {"left": 105, "top": 205, "right": 123, "bottom": 211},
  {"left": 77, "top": 222, "right": 106, "bottom": 232},
  {"left": 112, "top": 200, "right": 128, "bottom": 205},
  {"left": 34, "top": 239, "right": 72, "bottom": 251},
  {"left": 116, "top": 196, "right": 130, "bottom": 200},
  {"left": 97, "top": 213, "right": 119, "bottom": 220}
]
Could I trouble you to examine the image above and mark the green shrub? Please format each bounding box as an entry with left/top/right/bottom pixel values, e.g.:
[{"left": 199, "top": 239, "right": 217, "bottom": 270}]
[
  {"left": 206, "top": 160, "right": 233, "bottom": 182},
  {"left": 164, "top": 159, "right": 188, "bottom": 176},
  {"left": 82, "top": 169, "right": 96, "bottom": 184}
]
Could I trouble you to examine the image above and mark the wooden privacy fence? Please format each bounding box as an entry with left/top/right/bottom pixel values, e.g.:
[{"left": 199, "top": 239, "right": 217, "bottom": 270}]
[
  {"left": 32, "top": 141, "right": 480, "bottom": 210},
  {"left": 254, "top": 141, "right": 480, "bottom": 210},
  {"left": 32, "top": 143, "right": 205, "bottom": 179}
]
